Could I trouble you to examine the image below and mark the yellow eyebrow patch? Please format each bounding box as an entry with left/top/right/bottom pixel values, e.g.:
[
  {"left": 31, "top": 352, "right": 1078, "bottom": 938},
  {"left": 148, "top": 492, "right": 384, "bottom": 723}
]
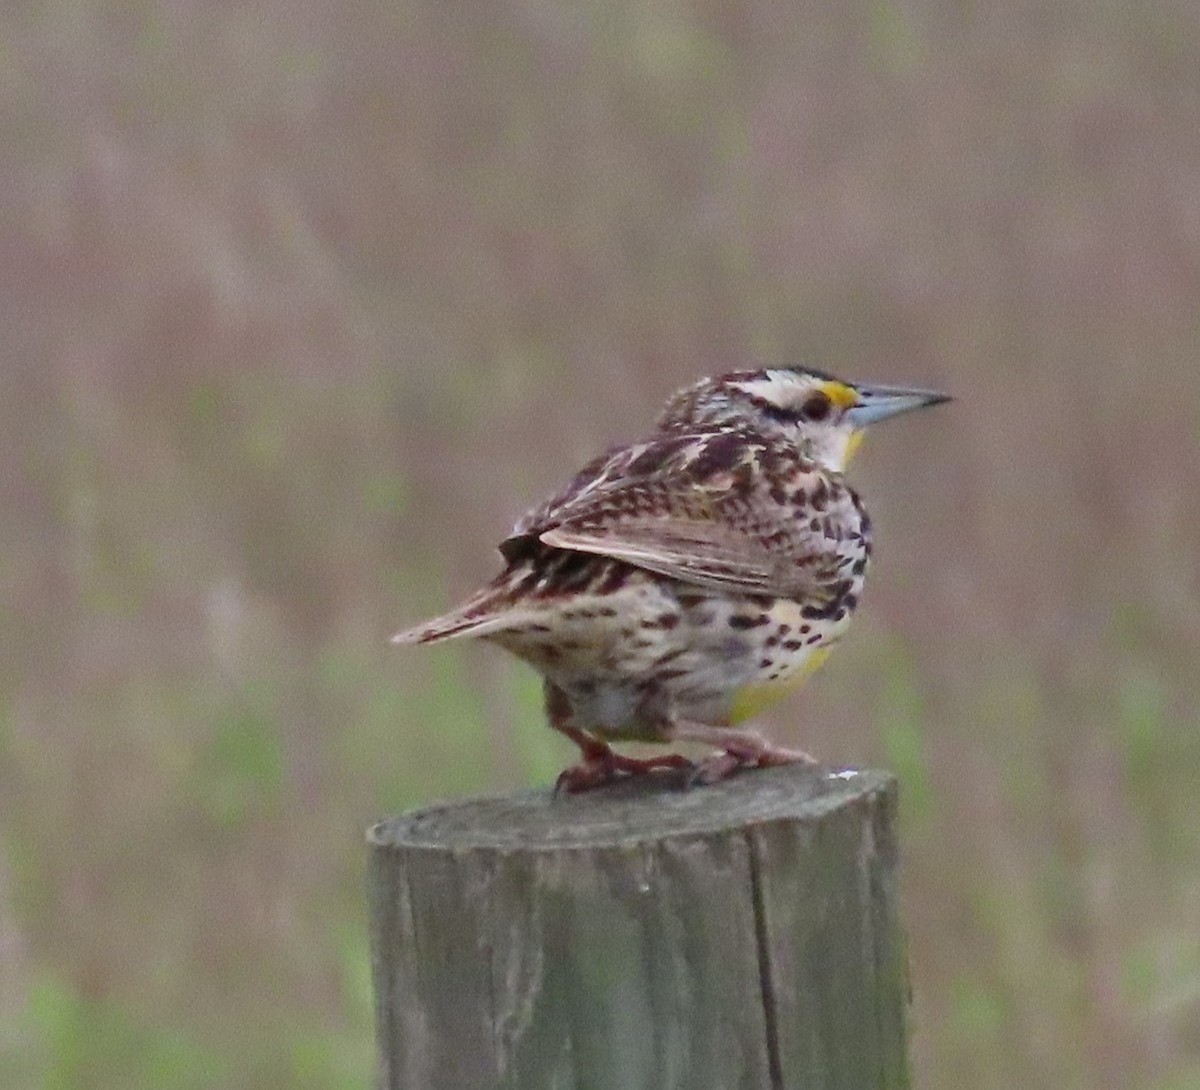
[{"left": 817, "top": 380, "right": 859, "bottom": 409}]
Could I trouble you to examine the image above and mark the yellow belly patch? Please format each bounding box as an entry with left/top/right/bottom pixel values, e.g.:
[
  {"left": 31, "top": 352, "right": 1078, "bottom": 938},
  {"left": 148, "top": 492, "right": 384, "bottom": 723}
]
[{"left": 728, "top": 646, "right": 832, "bottom": 724}]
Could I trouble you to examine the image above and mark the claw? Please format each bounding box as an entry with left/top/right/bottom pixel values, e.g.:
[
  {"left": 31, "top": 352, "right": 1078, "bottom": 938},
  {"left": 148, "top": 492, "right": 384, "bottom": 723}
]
[
  {"left": 686, "top": 751, "right": 744, "bottom": 787},
  {"left": 684, "top": 739, "right": 818, "bottom": 788},
  {"left": 554, "top": 749, "right": 696, "bottom": 795},
  {"left": 553, "top": 755, "right": 617, "bottom": 795}
]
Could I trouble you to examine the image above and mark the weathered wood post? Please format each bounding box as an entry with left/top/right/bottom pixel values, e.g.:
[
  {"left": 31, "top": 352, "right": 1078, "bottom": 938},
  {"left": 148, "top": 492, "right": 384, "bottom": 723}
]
[{"left": 368, "top": 765, "right": 909, "bottom": 1090}]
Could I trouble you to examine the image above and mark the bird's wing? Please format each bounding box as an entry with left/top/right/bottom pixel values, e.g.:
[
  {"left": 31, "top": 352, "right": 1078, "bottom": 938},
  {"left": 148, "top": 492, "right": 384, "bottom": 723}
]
[{"left": 502, "top": 427, "right": 861, "bottom": 598}]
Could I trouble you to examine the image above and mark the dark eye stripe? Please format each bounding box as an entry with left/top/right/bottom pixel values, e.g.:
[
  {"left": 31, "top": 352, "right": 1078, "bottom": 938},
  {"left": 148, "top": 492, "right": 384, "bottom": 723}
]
[
  {"left": 749, "top": 392, "right": 834, "bottom": 423},
  {"left": 748, "top": 395, "right": 802, "bottom": 423}
]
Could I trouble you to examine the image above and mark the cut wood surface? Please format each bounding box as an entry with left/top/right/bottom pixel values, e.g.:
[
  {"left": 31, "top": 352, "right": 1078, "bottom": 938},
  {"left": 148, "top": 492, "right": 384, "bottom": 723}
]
[{"left": 368, "top": 764, "right": 909, "bottom": 1090}]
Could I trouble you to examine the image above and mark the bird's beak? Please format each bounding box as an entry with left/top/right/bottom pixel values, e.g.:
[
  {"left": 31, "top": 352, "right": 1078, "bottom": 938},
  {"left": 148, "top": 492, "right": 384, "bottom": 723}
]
[{"left": 845, "top": 383, "right": 951, "bottom": 428}]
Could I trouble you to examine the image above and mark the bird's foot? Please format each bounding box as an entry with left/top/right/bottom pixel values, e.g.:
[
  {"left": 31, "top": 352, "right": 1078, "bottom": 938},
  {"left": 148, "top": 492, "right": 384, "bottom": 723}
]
[
  {"left": 687, "top": 740, "right": 818, "bottom": 787},
  {"left": 554, "top": 748, "right": 696, "bottom": 795}
]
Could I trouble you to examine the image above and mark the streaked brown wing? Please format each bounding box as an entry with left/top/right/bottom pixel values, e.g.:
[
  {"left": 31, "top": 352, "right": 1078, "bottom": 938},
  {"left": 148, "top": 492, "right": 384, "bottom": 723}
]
[
  {"left": 503, "top": 428, "right": 855, "bottom": 598},
  {"left": 505, "top": 430, "right": 713, "bottom": 544},
  {"left": 538, "top": 521, "right": 793, "bottom": 594}
]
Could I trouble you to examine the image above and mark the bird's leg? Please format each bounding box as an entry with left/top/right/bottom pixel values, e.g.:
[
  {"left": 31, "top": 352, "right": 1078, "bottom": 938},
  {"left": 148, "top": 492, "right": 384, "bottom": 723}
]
[
  {"left": 546, "top": 683, "right": 694, "bottom": 794},
  {"left": 545, "top": 683, "right": 612, "bottom": 792},
  {"left": 551, "top": 723, "right": 695, "bottom": 794},
  {"left": 668, "top": 722, "right": 818, "bottom": 787},
  {"left": 550, "top": 722, "right": 625, "bottom": 794}
]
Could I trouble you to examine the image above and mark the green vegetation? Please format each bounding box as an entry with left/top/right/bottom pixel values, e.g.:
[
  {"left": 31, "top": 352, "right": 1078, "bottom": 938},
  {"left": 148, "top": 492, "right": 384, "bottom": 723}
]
[{"left": 3, "top": 1, "right": 1200, "bottom": 1087}]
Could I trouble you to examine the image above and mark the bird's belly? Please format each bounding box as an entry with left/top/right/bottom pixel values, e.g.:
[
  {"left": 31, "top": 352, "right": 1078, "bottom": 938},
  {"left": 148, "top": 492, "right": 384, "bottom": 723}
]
[
  {"left": 489, "top": 578, "right": 858, "bottom": 733},
  {"left": 727, "top": 645, "right": 832, "bottom": 724},
  {"left": 687, "top": 595, "right": 854, "bottom": 725}
]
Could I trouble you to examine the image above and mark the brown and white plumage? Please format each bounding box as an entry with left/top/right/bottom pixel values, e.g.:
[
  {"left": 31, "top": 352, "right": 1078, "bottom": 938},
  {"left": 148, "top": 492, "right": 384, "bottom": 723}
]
[{"left": 393, "top": 367, "right": 948, "bottom": 790}]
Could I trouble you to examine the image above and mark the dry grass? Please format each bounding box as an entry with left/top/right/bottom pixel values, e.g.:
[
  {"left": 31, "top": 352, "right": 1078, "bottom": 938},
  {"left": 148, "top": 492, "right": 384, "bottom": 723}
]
[{"left": 2, "top": 2, "right": 1200, "bottom": 1087}]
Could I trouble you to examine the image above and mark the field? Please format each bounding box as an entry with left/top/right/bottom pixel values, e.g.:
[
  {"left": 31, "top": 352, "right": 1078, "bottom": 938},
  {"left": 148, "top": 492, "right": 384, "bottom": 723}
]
[{"left": 3, "top": 2, "right": 1200, "bottom": 1087}]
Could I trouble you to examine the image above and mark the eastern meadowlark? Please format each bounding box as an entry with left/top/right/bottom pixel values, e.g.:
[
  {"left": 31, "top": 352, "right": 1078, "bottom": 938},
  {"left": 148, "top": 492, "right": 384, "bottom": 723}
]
[{"left": 393, "top": 368, "right": 949, "bottom": 791}]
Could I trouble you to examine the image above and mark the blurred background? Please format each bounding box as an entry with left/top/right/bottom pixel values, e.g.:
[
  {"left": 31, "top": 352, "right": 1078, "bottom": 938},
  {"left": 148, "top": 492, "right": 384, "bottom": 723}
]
[{"left": 3, "top": 1, "right": 1200, "bottom": 1088}]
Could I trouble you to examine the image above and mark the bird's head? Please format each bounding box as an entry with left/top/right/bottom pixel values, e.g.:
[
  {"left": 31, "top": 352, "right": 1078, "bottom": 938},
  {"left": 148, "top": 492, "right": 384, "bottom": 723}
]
[{"left": 659, "top": 367, "right": 950, "bottom": 473}]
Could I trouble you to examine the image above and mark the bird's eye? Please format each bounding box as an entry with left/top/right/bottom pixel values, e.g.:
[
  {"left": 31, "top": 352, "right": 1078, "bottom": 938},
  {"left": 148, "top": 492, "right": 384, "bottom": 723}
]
[{"left": 800, "top": 393, "right": 832, "bottom": 421}]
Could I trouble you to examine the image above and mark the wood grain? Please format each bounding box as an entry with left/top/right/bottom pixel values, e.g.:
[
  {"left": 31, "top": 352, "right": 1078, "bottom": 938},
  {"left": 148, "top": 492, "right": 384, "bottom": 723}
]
[{"left": 368, "top": 765, "right": 909, "bottom": 1089}]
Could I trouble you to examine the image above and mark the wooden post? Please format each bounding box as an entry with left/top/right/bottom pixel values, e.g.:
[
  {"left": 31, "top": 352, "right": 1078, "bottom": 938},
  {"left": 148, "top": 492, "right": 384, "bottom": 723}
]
[{"left": 368, "top": 765, "right": 909, "bottom": 1090}]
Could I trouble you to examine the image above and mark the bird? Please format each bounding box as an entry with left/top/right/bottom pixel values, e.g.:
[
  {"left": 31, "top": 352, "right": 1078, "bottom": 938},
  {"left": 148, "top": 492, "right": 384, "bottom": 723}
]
[{"left": 392, "top": 367, "right": 949, "bottom": 792}]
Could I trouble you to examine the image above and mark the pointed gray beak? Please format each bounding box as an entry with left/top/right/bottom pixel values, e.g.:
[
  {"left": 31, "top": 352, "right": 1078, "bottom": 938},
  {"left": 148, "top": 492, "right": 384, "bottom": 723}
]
[{"left": 844, "top": 383, "right": 951, "bottom": 428}]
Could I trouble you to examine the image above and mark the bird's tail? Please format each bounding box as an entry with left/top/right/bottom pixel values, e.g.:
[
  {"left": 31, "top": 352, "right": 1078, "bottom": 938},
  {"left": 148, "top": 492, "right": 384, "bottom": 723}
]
[{"left": 390, "top": 585, "right": 531, "bottom": 646}]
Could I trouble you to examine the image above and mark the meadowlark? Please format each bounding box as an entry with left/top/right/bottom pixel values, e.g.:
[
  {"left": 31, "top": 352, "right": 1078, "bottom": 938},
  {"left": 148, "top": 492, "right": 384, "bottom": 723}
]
[{"left": 393, "top": 367, "right": 949, "bottom": 792}]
